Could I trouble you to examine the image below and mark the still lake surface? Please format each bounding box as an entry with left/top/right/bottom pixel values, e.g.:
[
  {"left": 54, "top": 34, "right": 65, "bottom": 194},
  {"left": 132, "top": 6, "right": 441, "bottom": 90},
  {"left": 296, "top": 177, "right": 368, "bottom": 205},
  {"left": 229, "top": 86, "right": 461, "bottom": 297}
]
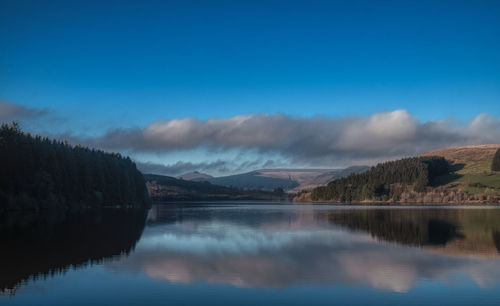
[{"left": 2, "top": 203, "right": 500, "bottom": 305}]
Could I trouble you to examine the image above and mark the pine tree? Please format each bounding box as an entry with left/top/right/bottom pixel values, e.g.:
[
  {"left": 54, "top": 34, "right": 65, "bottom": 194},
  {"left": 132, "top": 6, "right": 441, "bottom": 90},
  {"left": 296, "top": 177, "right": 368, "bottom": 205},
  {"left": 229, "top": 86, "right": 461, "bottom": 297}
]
[{"left": 492, "top": 148, "right": 500, "bottom": 171}]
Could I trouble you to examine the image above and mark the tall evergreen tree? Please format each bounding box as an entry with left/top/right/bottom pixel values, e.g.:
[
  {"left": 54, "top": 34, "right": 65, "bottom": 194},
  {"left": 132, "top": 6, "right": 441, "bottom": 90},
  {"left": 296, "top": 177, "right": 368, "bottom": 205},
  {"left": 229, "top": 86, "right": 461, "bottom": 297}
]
[{"left": 492, "top": 148, "right": 500, "bottom": 171}]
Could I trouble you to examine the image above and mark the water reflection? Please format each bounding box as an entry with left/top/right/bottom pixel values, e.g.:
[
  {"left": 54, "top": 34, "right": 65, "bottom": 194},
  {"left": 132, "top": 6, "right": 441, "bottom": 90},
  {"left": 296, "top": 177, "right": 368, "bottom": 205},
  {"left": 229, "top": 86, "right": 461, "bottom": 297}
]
[
  {"left": 0, "top": 208, "right": 147, "bottom": 295},
  {"left": 106, "top": 205, "right": 500, "bottom": 292},
  {"left": 323, "top": 209, "right": 464, "bottom": 246},
  {"left": 323, "top": 209, "right": 500, "bottom": 256},
  {"left": 2, "top": 204, "right": 500, "bottom": 297},
  {"left": 494, "top": 231, "right": 500, "bottom": 252}
]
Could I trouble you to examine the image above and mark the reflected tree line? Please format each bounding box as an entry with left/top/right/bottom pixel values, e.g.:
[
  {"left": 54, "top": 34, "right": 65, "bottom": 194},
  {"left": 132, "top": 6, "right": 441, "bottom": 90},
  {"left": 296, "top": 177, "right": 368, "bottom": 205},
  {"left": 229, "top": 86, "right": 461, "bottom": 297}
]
[
  {"left": 323, "top": 209, "right": 500, "bottom": 255},
  {"left": 324, "top": 209, "right": 463, "bottom": 247},
  {"left": 494, "top": 231, "right": 500, "bottom": 251},
  {"left": 0, "top": 208, "right": 147, "bottom": 295}
]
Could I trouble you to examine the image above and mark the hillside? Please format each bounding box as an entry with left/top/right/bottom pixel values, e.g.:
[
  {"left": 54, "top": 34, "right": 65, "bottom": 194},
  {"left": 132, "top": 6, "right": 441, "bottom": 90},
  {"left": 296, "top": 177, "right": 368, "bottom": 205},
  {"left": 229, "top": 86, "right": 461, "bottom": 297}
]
[
  {"left": 295, "top": 145, "right": 500, "bottom": 204},
  {"left": 421, "top": 145, "right": 500, "bottom": 198},
  {"left": 191, "top": 166, "right": 369, "bottom": 192},
  {"left": 0, "top": 123, "right": 150, "bottom": 212},
  {"left": 420, "top": 144, "right": 500, "bottom": 165},
  {"left": 145, "top": 174, "right": 289, "bottom": 201}
]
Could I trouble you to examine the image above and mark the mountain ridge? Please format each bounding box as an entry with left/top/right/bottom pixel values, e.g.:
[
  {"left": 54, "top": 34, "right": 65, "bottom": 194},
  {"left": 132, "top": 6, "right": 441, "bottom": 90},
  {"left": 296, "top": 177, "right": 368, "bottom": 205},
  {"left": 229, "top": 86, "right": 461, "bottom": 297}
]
[{"left": 190, "top": 166, "right": 370, "bottom": 192}]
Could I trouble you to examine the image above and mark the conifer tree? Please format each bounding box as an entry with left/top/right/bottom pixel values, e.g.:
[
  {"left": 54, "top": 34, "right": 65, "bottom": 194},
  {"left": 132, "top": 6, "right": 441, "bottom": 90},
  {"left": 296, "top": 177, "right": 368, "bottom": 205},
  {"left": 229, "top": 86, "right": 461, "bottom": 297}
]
[{"left": 492, "top": 148, "right": 500, "bottom": 171}]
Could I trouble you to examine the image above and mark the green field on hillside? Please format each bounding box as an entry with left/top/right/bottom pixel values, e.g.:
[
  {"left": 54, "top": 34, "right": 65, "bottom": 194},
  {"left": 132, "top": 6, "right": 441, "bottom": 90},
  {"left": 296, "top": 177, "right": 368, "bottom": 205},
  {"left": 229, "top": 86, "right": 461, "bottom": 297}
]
[{"left": 433, "top": 159, "right": 500, "bottom": 196}]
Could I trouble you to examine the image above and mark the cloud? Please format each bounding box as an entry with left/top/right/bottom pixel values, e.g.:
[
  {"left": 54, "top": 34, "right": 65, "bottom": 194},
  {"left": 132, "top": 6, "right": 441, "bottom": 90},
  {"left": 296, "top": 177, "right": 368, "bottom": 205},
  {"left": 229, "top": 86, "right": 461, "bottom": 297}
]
[
  {"left": 135, "top": 158, "right": 288, "bottom": 176},
  {"left": 0, "top": 101, "right": 49, "bottom": 122},
  {"left": 136, "top": 160, "right": 229, "bottom": 176},
  {"left": 58, "top": 110, "right": 500, "bottom": 168}
]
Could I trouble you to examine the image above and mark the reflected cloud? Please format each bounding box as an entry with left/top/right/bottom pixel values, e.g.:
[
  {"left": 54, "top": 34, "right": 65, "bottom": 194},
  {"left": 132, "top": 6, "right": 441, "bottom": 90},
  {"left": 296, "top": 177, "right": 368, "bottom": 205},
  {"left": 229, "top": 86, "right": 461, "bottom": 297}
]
[{"left": 107, "top": 206, "right": 500, "bottom": 292}]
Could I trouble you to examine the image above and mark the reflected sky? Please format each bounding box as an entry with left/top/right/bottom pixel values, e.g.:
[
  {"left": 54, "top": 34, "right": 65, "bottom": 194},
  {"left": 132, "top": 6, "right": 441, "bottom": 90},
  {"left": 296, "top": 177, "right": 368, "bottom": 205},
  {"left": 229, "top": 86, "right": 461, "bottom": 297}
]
[{"left": 107, "top": 205, "right": 500, "bottom": 293}]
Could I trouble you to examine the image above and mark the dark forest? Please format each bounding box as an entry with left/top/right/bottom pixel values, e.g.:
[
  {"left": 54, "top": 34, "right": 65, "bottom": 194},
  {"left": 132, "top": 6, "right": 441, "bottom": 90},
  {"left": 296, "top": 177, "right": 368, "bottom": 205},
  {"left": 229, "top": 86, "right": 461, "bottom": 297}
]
[
  {"left": 309, "top": 156, "right": 449, "bottom": 202},
  {"left": 0, "top": 123, "right": 150, "bottom": 212}
]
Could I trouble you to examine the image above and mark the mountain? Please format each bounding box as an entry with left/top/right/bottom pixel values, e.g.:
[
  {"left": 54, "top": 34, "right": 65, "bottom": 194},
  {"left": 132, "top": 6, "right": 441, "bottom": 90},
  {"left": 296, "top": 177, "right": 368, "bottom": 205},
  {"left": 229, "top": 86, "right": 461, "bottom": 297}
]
[
  {"left": 145, "top": 174, "right": 290, "bottom": 201},
  {"left": 177, "top": 171, "right": 213, "bottom": 180},
  {"left": 192, "top": 170, "right": 299, "bottom": 191},
  {"left": 192, "top": 166, "right": 369, "bottom": 192},
  {"left": 296, "top": 145, "right": 500, "bottom": 204}
]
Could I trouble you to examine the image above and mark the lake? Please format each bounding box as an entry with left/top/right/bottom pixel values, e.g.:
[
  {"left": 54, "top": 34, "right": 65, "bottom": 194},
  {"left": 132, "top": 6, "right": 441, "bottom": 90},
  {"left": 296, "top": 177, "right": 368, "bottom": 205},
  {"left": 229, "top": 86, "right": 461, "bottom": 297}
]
[{"left": 2, "top": 203, "right": 500, "bottom": 305}]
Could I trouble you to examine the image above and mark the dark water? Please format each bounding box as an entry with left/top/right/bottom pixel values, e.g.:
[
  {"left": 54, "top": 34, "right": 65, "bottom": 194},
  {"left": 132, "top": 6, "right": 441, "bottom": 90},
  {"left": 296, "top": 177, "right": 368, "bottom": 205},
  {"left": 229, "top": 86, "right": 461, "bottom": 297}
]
[{"left": 2, "top": 203, "right": 500, "bottom": 306}]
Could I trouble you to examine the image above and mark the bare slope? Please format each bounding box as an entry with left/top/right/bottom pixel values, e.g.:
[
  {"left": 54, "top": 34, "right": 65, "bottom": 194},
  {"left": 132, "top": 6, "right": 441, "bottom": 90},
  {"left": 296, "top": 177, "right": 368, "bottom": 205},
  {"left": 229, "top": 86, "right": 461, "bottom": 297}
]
[{"left": 421, "top": 144, "right": 500, "bottom": 171}]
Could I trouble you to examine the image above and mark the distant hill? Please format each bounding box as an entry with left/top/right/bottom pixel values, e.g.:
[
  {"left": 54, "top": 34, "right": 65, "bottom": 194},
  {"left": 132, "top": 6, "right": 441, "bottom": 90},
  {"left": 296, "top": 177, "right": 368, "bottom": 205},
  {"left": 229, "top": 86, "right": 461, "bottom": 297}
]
[
  {"left": 296, "top": 145, "right": 500, "bottom": 204},
  {"left": 192, "top": 170, "right": 299, "bottom": 191},
  {"left": 191, "top": 166, "right": 369, "bottom": 192},
  {"left": 144, "top": 174, "right": 289, "bottom": 201},
  {"left": 177, "top": 171, "right": 213, "bottom": 181}
]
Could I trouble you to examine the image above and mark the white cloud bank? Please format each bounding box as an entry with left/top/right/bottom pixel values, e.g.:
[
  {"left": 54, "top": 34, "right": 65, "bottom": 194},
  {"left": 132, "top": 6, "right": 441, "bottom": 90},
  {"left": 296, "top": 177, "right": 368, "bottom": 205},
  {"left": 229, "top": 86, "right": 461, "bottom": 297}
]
[
  {"left": 4, "top": 101, "right": 498, "bottom": 172},
  {"left": 64, "top": 110, "right": 500, "bottom": 168}
]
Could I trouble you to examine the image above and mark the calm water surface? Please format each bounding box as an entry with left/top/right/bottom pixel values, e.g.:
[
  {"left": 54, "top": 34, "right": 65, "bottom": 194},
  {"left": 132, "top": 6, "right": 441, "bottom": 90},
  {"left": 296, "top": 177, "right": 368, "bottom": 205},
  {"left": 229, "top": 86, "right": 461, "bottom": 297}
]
[{"left": 2, "top": 203, "right": 500, "bottom": 305}]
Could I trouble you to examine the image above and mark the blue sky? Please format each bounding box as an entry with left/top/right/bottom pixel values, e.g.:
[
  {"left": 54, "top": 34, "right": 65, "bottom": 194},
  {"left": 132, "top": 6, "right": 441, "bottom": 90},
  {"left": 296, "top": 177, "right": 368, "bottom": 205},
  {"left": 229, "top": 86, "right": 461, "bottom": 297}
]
[{"left": 1, "top": 1, "right": 499, "bottom": 174}]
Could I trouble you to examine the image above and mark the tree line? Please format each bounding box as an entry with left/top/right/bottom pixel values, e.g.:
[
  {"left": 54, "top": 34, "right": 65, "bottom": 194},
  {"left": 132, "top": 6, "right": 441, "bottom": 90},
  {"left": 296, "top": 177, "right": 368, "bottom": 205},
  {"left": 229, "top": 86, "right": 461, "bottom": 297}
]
[
  {"left": 0, "top": 122, "right": 150, "bottom": 212},
  {"left": 309, "top": 156, "right": 449, "bottom": 202},
  {"left": 323, "top": 209, "right": 461, "bottom": 247}
]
